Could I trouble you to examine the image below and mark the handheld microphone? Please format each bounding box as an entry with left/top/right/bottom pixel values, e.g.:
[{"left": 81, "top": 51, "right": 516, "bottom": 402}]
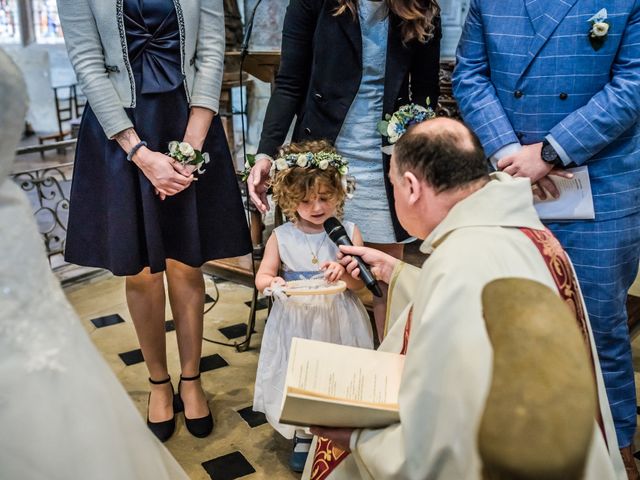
[{"left": 323, "top": 217, "right": 383, "bottom": 298}]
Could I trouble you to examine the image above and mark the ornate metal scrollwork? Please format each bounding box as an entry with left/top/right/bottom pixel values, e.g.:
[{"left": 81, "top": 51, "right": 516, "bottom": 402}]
[
  {"left": 10, "top": 162, "right": 74, "bottom": 267},
  {"left": 437, "top": 60, "right": 461, "bottom": 120}
]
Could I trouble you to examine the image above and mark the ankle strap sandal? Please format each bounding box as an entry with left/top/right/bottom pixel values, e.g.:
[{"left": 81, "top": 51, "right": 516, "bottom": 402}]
[{"left": 177, "top": 372, "right": 213, "bottom": 438}]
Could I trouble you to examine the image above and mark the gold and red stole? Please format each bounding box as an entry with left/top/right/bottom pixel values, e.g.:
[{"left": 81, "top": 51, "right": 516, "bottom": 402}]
[
  {"left": 311, "top": 226, "right": 605, "bottom": 479},
  {"left": 519, "top": 227, "right": 607, "bottom": 443}
]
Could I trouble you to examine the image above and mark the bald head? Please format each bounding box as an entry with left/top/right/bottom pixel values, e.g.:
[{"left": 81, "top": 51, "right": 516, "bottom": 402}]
[
  {"left": 411, "top": 117, "right": 477, "bottom": 153},
  {"left": 393, "top": 117, "right": 489, "bottom": 192}
]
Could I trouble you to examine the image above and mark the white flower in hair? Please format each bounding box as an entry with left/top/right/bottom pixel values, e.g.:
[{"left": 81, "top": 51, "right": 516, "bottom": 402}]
[
  {"left": 275, "top": 158, "right": 289, "bottom": 171},
  {"left": 296, "top": 153, "right": 309, "bottom": 167},
  {"left": 263, "top": 150, "right": 349, "bottom": 181}
]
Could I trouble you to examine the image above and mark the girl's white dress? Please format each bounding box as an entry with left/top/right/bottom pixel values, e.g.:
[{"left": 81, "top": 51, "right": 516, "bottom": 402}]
[{"left": 253, "top": 221, "right": 374, "bottom": 438}]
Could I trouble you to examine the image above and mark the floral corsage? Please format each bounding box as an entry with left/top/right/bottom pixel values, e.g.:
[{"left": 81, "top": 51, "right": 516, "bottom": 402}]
[
  {"left": 377, "top": 101, "right": 436, "bottom": 154},
  {"left": 168, "top": 141, "right": 210, "bottom": 174},
  {"left": 588, "top": 8, "right": 610, "bottom": 51}
]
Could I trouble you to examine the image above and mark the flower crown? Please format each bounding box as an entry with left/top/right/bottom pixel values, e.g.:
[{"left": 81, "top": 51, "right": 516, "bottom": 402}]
[
  {"left": 241, "top": 151, "right": 349, "bottom": 181},
  {"left": 242, "top": 150, "right": 355, "bottom": 198},
  {"left": 269, "top": 151, "right": 348, "bottom": 177},
  {"left": 377, "top": 101, "right": 437, "bottom": 146}
]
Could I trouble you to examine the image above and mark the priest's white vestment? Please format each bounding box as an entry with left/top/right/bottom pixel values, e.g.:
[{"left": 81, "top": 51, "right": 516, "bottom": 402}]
[{"left": 303, "top": 172, "right": 625, "bottom": 480}]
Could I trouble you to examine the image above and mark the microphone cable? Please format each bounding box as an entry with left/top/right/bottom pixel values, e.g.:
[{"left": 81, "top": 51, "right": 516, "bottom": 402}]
[{"left": 203, "top": 0, "right": 264, "bottom": 350}]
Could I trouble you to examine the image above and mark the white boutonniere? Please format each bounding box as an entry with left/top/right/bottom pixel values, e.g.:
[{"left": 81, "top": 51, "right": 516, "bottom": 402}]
[
  {"left": 168, "top": 141, "right": 210, "bottom": 174},
  {"left": 588, "top": 8, "right": 610, "bottom": 51}
]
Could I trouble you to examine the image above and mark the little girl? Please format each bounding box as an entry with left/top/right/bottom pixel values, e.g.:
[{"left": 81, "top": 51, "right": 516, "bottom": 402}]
[{"left": 253, "top": 140, "right": 373, "bottom": 472}]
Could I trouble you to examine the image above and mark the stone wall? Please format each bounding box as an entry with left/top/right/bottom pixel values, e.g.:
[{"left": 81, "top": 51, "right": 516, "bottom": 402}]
[{"left": 2, "top": 43, "right": 74, "bottom": 134}]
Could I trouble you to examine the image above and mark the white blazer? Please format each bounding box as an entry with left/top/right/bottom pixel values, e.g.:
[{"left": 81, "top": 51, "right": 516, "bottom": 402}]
[{"left": 57, "top": 0, "right": 225, "bottom": 138}]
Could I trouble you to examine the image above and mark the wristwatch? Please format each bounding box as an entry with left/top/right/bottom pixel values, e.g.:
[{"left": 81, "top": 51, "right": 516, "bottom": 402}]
[{"left": 541, "top": 139, "right": 563, "bottom": 167}]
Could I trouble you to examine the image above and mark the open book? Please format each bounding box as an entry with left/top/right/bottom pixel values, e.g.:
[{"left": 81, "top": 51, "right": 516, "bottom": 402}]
[
  {"left": 279, "top": 338, "right": 405, "bottom": 429},
  {"left": 533, "top": 166, "right": 595, "bottom": 220}
]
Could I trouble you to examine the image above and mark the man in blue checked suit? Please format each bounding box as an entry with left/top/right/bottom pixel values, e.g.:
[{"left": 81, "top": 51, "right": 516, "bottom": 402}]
[{"left": 453, "top": 0, "right": 640, "bottom": 476}]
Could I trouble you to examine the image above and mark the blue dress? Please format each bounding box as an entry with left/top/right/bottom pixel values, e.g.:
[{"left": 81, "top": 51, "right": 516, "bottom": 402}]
[
  {"left": 65, "top": 0, "right": 251, "bottom": 275},
  {"left": 336, "top": 0, "right": 393, "bottom": 244}
]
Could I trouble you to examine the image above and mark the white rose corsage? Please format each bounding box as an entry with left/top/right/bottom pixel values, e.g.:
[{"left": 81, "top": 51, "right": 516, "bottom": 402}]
[
  {"left": 377, "top": 101, "right": 437, "bottom": 155},
  {"left": 588, "top": 8, "right": 610, "bottom": 51},
  {"left": 168, "top": 141, "right": 210, "bottom": 174}
]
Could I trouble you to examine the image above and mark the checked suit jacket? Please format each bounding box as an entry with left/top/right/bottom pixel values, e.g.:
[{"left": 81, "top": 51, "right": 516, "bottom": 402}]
[{"left": 452, "top": 0, "right": 640, "bottom": 221}]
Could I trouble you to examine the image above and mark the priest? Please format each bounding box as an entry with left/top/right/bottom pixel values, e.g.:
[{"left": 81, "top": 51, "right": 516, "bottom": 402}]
[{"left": 302, "top": 118, "right": 625, "bottom": 479}]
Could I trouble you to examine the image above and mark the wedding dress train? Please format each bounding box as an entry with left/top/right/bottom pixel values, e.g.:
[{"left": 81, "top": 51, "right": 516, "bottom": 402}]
[{"left": 0, "top": 48, "right": 188, "bottom": 480}]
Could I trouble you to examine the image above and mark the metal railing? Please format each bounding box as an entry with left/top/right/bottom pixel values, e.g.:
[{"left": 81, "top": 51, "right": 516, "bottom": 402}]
[{"left": 11, "top": 139, "right": 76, "bottom": 268}]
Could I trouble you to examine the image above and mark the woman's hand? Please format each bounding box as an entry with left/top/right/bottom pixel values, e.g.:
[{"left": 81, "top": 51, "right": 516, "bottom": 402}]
[
  {"left": 173, "top": 158, "right": 197, "bottom": 177},
  {"left": 133, "top": 147, "right": 194, "bottom": 198},
  {"left": 270, "top": 276, "right": 286, "bottom": 289},
  {"left": 248, "top": 156, "right": 273, "bottom": 213},
  {"left": 178, "top": 106, "right": 214, "bottom": 176},
  {"left": 320, "top": 261, "right": 345, "bottom": 283},
  {"left": 337, "top": 245, "right": 398, "bottom": 285}
]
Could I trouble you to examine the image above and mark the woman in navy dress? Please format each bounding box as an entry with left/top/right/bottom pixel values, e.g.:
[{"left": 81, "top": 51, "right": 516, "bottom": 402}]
[{"left": 58, "top": 0, "right": 251, "bottom": 441}]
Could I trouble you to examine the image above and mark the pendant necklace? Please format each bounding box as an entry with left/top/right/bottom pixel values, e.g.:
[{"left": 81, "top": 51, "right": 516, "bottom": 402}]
[{"left": 304, "top": 232, "right": 328, "bottom": 265}]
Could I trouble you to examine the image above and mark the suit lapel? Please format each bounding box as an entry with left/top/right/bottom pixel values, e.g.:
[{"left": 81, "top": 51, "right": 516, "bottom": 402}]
[
  {"left": 524, "top": 0, "right": 545, "bottom": 32},
  {"left": 383, "top": 15, "right": 411, "bottom": 115},
  {"left": 334, "top": 5, "right": 362, "bottom": 58},
  {"left": 521, "top": 0, "right": 578, "bottom": 76}
]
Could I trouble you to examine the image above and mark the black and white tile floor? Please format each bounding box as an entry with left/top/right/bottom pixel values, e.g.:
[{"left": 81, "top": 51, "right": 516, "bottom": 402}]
[
  {"left": 65, "top": 273, "right": 296, "bottom": 480},
  {"left": 69, "top": 271, "right": 640, "bottom": 478}
]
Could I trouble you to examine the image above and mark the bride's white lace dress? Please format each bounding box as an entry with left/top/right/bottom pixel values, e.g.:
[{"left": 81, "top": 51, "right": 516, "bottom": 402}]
[{"left": 0, "top": 49, "right": 187, "bottom": 480}]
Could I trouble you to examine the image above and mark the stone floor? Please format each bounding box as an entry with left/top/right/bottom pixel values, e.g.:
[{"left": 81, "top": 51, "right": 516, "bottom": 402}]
[
  {"left": 62, "top": 268, "right": 640, "bottom": 479},
  {"left": 64, "top": 272, "right": 298, "bottom": 480},
  {"left": 27, "top": 134, "right": 640, "bottom": 477}
]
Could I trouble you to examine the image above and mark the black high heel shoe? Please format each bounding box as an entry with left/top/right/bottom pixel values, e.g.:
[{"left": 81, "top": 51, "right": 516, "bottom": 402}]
[
  {"left": 176, "top": 373, "right": 213, "bottom": 438},
  {"left": 147, "top": 376, "right": 177, "bottom": 442}
]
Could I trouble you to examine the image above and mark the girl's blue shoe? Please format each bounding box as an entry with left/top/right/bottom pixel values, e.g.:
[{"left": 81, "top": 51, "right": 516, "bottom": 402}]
[{"left": 289, "top": 432, "right": 313, "bottom": 472}]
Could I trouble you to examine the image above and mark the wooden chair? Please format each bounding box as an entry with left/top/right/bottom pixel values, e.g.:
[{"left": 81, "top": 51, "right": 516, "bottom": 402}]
[{"left": 38, "top": 84, "right": 84, "bottom": 157}]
